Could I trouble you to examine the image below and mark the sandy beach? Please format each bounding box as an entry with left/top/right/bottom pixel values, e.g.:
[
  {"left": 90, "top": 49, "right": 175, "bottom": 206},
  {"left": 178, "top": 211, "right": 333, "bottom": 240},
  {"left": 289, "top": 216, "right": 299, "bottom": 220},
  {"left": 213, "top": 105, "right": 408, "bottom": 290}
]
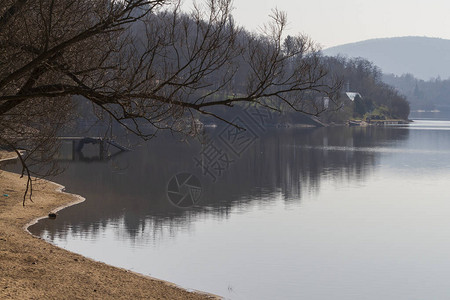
[{"left": 0, "top": 152, "right": 217, "bottom": 299}]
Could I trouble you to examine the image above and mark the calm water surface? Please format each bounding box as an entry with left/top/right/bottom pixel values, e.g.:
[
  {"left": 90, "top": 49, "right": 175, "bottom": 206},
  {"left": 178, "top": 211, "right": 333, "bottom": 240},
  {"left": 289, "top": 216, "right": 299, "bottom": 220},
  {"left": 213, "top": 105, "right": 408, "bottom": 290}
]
[{"left": 28, "top": 112, "right": 450, "bottom": 299}]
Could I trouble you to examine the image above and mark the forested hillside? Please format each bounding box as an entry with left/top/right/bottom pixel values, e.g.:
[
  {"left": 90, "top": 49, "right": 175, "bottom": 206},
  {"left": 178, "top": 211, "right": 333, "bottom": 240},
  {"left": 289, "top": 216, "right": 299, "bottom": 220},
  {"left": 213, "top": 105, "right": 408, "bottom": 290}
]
[
  {"left": 323, "top": 36, "right": 450, "bottom": 80},
  {"left": 319, "top": 57, "right": 410, "bottom": 122},
  {"left": 383, "top": 73, "right": 450, "bottom": 111}
]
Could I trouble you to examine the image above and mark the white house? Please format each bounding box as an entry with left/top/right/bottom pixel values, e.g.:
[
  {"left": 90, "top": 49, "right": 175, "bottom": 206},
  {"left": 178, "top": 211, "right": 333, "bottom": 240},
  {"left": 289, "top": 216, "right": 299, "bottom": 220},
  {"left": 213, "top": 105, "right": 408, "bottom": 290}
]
[{"left": 345, "top": 92, "right": 362, "bottom": 101}]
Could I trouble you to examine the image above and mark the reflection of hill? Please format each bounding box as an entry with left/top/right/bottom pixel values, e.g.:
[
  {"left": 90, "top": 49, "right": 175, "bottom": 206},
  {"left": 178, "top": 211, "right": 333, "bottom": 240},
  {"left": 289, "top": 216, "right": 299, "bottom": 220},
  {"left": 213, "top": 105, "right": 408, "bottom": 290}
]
[{"left": 29, "top": 127, "right": 409, "bottom": 241}]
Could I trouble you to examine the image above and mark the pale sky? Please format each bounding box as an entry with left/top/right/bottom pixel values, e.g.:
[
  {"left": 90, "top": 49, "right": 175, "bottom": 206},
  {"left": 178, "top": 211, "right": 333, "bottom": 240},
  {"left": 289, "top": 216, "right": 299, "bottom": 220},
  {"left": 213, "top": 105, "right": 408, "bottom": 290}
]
[{"left": 184, "top": 0, "right": 450, "bottom": 48}]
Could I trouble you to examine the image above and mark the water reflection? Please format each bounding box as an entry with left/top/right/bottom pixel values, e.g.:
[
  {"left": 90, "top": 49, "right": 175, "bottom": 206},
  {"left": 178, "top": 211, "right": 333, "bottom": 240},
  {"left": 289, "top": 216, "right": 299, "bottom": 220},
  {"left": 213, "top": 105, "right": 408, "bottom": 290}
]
[
  {"left": 24, "top": 121, "right": 450, "bottom": 299},
  {"left": 13, "top": 113, "right": 450, "bottom": 300},
  {"left": 29, "top": 126, "right": 409, "bottom": 242},
  {"left": 56, "top": 137, "right": 130, "bottom": 162}
]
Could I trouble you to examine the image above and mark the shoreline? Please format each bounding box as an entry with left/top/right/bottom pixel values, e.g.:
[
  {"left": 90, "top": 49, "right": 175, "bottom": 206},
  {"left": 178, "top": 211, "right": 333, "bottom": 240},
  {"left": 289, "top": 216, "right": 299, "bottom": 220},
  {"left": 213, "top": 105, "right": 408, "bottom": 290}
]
[
  {"left": 0, "top": 152, "right": 219, "bottom": 299},
  {"left": 23, "top": 180, "right": 86, "bottom": 235}
]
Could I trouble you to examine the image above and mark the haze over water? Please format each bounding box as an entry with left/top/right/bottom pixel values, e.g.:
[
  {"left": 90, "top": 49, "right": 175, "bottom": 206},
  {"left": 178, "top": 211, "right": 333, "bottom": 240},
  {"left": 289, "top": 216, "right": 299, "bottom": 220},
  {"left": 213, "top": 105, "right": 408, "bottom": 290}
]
[{"left": 28, "top": 112, "right": 450, "bottom": 299}]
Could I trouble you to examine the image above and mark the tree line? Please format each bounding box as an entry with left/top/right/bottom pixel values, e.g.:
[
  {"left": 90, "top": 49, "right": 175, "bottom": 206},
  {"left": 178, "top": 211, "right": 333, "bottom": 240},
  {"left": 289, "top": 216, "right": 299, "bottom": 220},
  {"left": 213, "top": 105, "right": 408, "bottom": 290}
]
[
  {"left": 1, "top": 0, "right": 342, "bottom": 202},
  {"left": 1, "top": 0, "right": 413, "bottom": 203},
  {"left": 320, "top": 56, "right": 410, "bottom": 122},
  {"left": 383, "top": 73, "right": 450, "bottom": 111}
]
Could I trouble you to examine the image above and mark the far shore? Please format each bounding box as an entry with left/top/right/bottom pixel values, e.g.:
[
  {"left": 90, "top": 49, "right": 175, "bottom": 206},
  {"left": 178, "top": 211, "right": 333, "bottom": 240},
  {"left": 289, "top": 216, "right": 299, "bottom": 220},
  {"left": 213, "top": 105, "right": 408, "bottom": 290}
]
[{"left": 0, "top": 151, "right": 218, "bottom": 299}]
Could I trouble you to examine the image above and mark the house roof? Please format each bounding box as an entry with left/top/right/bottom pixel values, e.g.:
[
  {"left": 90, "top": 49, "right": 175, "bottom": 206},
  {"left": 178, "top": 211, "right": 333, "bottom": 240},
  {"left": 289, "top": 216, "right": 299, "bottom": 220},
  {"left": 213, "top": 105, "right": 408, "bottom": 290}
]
[{"left": 345, "top": 92, "right": 362, "bottom": 101}]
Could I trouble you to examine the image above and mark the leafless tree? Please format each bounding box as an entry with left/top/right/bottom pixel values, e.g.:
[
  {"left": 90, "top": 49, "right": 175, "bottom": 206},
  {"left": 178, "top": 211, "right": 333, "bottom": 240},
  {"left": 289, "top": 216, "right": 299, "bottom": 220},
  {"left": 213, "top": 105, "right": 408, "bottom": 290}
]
[{"left": 0, "top": 0, "right": 340, "bottom": 204}]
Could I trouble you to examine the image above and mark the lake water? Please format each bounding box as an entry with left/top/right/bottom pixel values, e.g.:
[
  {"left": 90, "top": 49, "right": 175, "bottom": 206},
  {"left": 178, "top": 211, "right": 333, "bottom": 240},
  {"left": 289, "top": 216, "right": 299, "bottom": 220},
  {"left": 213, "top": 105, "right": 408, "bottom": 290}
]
[{"left": 27, "top": 112, "right": 450, "bottom": 299}]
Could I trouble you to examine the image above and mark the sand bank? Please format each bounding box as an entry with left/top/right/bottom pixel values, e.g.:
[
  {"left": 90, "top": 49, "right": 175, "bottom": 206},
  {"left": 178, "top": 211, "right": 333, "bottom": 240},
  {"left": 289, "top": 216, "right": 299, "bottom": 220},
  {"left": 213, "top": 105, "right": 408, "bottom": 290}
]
[{"left": 0, "top": 152, "right": 218, "bottom": 299}]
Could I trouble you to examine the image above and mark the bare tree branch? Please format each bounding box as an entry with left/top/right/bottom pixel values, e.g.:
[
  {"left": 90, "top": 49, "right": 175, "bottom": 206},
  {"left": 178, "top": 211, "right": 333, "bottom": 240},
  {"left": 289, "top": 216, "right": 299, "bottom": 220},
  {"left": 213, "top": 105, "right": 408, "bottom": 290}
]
[{"left": 0, "top": 0, "right": 341, "bottom": 203}]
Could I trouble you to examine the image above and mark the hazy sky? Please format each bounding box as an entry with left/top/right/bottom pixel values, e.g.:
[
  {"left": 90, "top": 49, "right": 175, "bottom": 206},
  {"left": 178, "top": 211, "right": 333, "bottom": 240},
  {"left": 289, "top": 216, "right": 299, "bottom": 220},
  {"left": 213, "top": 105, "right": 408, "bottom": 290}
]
[{"left": 184, "top": 0, "right": 450, "bottom": 48}]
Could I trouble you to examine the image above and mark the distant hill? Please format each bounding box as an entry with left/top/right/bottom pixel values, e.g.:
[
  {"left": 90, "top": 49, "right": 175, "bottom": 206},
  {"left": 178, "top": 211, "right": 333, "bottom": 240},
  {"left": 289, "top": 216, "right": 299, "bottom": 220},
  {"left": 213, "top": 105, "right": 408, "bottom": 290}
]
[{"left": 323, "top": 36, "right": 450, "bottom": 80}]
